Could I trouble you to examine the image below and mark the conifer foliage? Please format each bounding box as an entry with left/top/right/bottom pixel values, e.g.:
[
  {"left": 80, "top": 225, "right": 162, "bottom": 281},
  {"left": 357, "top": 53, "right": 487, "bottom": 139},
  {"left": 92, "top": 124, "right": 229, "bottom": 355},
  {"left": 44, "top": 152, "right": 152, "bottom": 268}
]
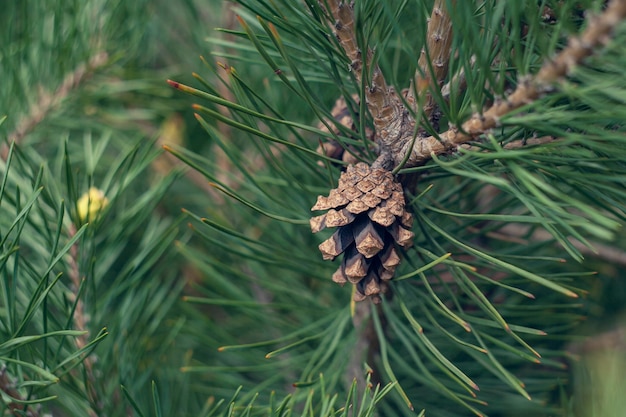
[
  {"left": 3, "top": 0, "right": 626, "bottom": 416},
  {"left": 167, "top": 0, "right": 626, "bottom": 415}
]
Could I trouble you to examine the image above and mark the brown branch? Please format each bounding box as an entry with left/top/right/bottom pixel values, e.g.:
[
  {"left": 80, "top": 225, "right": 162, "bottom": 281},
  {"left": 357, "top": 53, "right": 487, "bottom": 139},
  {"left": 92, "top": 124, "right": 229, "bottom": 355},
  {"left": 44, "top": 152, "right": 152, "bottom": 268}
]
[
  {"left": 458, "top": 134, "right": 559, "bottom": 153},
  {"left": 323, "top": 4, "right": 399, "bottom": 390},
  {"left": 0, "top": 365, "right": 40, "bottom": 417},
  {"left": 0, "top": 225, "right": 104, "bottom": 417},
  {"left": 67, "top": 224, "right": 99, "bottom": 417},
  {"left": 325, "top": 0, "right": 410, "bottom": 165},
  {"left": 568, "top": 326, "right": 626, "bottom": 355},
  {"left": 498, "top": 223, "right": 626, "bottom": 268},
  {"left": 343, "top": 300, "right": 387, "bottom": 400},
  {"left": 441, "top": 55, "right": 474, "bottom": 101},
  {"left": 400, "top": 0, "right": 626, "bottom": 168},
  {"left": 406, "top": 0, "right": 455, "bottom": 125},
  {"left": 210, "top": 6, "right": 246, "bottom": 192},
  {"left": 1, "top": 52, "right": 108, "bottom": 161}
]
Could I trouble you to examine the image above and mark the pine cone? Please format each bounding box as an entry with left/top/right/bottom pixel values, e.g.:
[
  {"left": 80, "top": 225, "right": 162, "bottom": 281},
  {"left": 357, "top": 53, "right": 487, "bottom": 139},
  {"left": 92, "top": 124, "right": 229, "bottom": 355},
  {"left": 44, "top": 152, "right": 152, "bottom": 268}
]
[
  {"left": 315, "top": 95, "right": 373, "bottom": 166},
  {"left": 311, "top": 162, "right": 414, "bottom": 303}
]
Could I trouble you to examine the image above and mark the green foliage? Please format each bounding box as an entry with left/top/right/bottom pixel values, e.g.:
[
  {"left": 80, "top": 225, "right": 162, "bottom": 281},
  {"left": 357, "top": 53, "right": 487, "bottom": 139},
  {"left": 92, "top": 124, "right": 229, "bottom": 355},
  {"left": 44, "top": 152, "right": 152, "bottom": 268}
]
[
  {"left": 0, "top": 0, "right": 202, "bottom": 414},
  {"left": 0, "top": 125, "right": 183, "bottom": 415},
  {"left": 167, "top": 0, "right": 626, "bottom": 416},
  {"left": 2, "top": 0, "right": 626, "bottom": 416}
]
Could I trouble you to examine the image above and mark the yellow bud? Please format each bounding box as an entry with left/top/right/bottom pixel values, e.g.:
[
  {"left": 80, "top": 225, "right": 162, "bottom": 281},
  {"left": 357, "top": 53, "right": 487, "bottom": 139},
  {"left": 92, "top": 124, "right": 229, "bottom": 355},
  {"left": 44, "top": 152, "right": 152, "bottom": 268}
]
[
  {"left": 160, "top": 113, "right": 185, "bottom": 147},
  {"left": 77, "top": 187, "right": 109, "bottom": 222}
]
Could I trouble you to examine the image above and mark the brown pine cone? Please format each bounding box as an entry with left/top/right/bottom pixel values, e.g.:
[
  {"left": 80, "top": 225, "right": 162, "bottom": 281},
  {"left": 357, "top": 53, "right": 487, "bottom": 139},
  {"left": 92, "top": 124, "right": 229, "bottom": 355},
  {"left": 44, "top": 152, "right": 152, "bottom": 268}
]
[
  {"left": 315, "top": 95, "right": 374, "bottom": 166},
  {"left": 311, "top": 162, "right": 414, "bottom": 303}
]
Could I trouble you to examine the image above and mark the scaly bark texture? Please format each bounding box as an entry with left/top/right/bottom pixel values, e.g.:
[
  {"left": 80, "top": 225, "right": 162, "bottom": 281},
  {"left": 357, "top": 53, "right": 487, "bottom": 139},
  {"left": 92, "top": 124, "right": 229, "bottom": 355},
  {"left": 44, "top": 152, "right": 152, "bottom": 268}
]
[
  {"left": 406, "top": 0, "right": 455, "bottom": 127},
  {"left": 326, "top": 0, "right": 412, "bottom": 169}
]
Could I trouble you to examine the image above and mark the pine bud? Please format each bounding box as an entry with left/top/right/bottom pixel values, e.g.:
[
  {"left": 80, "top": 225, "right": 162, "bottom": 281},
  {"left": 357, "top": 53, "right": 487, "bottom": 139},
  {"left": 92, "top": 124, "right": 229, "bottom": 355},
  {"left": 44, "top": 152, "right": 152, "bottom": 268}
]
[{"left": 77, "top": 187, "right": 109, "bottom": 223}]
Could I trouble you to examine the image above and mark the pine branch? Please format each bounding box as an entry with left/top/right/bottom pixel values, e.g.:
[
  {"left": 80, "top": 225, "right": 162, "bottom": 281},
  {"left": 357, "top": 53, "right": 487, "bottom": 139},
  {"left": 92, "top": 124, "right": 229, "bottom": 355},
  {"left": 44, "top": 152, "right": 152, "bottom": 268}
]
[
  {"left": 154, "top": 0, "right": 626, "bottom": 414},
  {"left": 497, "top": 223, "right": 626, "bottom": 268},
  {"left": 67, "top": 223, "right": 100, "bottom": 417},
  {"left": 325, "top": 0, "right": 412, "bottom": 168},
  {"left": 455, "top": 134, "right": 559, "bottom": 154},
  {"left": 406, "top": 0, "right": 455, "bottom": 126},
  {"left": 325, "top": 0, "right": 626, "bottom": 170},
  {"left": 400, "top": 0, "right": 626, "bottom": 168},
  {"left": 1, "top": 52, "right": 108, "bottom": 161},
  {"left": 0, "top": 366, "right": 40, "bottom": 417},
  {"left": 440, "top": 56, "right": 473, "bottom": 101},
  {"left": 343, "top": 300, "right": 386, "bottom": 395}
]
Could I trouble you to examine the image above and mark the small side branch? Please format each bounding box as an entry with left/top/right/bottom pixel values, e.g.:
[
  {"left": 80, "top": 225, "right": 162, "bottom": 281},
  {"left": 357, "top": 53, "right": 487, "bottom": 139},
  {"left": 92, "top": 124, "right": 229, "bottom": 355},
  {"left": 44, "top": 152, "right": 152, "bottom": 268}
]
[
  {"left": 406, "top": 0, "right": 455, "bottom": 125},
  {"left": 67, "top": 224, "right": 99, "bottom": 417},
  {"left": 401, "top": 0, "right": 626, "bottom": 167},
  {"left": 2, "top": 52, "right": 108, "bottom": 161},
  {"left": 0, "top": 366, "right": 40, "bottom": 417},
  {"left": 325, "top": 0, "right": 410, "bottom": 155}
]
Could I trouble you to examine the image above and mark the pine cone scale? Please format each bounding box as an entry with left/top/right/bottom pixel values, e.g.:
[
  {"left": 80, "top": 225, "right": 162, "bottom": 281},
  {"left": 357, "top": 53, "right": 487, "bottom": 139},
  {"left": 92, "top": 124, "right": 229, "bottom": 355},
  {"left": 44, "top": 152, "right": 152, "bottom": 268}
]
[
  {"left": 368, "top": 206, "right": 395, "bottom": 226},
  {"left": 319, "top": 227, "right": 354, "bottom": 260},
  {"left": 354, "top": 220, "right": 385, "bottom": 258},
  {"left": 310, "top": 214, "right": 326, "bottom": 233},
  {"left": 325, "top": 208, "right": 354, "bottom": 227},
  {"left": 343, "top": 253, "right": 369, "bottom": 281},
  {"left": 346, "top": 199, "right": 370, "bottom": 214},
  {"left": 332, "top": 268, "right": 348, "bottom": 285},
  {"left": 389, "top": 223, "right": 415, "bottom": 247},
  {"left": 380, "top": 245, "right": 401, "bottom": 269},
  {"left": 342, "top": 186, "right": 363, "bottom": 201}
]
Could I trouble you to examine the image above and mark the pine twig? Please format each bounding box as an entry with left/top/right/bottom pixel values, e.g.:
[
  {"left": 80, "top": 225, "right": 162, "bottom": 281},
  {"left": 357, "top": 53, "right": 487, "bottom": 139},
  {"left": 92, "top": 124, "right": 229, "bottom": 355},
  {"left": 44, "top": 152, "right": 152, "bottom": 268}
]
[
  {"left": 0, "top": 366, "right": 40, "bottom": 417},
  {"left": 440, "top": 56, "right": 474, "bottom": 101},
  {"left": 498, "top": 223, "right": 626, "bottom": 268},
  {"left": 459, "top": 134, "right": 559, "bottom": 152},
  {"left": 406, "top": 0, "right": 455, "bottom": 127},
  {"left": 325, "top": 0, "right": 411, "bottom": 167},
  {"left": 344, "top": 301, "right": 378, "bottom": 391},
  {"left": 67, "top": 224, "right": 99, "bottom": 417},
  {"left": 322, "top": 2, "right": 408, "bottom": 383},
  {"left": 401, "top": 0, "right": 626, "bottom": 168},
  {"left": 1, "top": 52, "right": 108, "bottom": 161},
  {"left": 569, "top": 326, "right": 626, "bottom": 354}
]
